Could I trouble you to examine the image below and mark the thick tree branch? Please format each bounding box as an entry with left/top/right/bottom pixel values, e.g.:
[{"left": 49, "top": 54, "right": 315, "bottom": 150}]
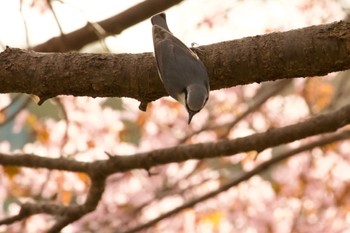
[
  {"left": 1, "top": 21, "right": 350, "bottom": 105},
  {"left": 33, "top": 0, "right": 183, "bottom": 52}
]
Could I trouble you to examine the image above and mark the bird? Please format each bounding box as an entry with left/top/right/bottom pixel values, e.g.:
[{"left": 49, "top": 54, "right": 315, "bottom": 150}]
[{"left": 151, "top": 13, "right": 210, "bottom": 124}]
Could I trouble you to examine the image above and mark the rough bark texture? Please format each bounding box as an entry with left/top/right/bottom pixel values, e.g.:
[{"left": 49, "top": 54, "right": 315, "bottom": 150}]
[
  {"left": 1, "top": 20, "right": 350, "bottom": 106},
  {"left": 0, "top": 49, "right": 160, "bottom": 104},
  {"left": 203, "top": 20, "right": 350, "bottom": 88}
]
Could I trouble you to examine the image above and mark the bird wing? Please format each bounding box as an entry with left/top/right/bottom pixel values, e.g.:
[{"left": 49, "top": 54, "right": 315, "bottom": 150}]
[{"left": 152, "top": 25, "right": 208, "bottom": 100}]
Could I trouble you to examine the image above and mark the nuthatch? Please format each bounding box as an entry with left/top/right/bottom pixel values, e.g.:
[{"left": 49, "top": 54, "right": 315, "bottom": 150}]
[{"left": 151, "top": 13, "right": 210, "bottom": 124}]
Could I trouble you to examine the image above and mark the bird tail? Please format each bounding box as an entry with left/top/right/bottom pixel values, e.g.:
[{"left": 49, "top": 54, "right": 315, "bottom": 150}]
[{"left": 151, "top": 13, "right": 170, "bottom": 32}]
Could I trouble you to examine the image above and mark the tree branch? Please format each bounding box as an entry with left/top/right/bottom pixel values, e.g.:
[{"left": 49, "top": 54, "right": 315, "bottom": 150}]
[
  {"left": 0, "top": 153, "right": 90, "bottom": 172},
  {"left": 33, "top": 0, "right": 183, "bottom": 52},
  {"left": 1, "top": 21, "right": 350, "bottom": 105},
  {"left": 103, "top": 102, "right": 350, "bottom": 174},
  {"left": 120, "top": 129, "right": 350, "bottom": 233},
  {"left": 0, "top": 168, "right": 105, "bottom": 233},
  {"left": 1, "top": 102, "right": 349, "bottom": 173},
  {"left": 180, "top": 79, "right": 293, "bottom": 142},
  {"left": 0, "top": 99, "right": 349, "bottom": 232}
]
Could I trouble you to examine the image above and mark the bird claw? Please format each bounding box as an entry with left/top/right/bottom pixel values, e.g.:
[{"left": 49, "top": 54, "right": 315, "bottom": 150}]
[
  {"left": 139, "top": 101, "right": 148, "bottom": 111},
  {"left": 190, "top": 42, "right": 205, "bottom": 57}
]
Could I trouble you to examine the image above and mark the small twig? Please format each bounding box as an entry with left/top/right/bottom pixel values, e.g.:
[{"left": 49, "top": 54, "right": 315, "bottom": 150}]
[
  {"left": 53, "top": 0, "right": 111, "bottom": 52},
  {"left": 47, "top": 0, "right": 65, "bottom": 37},
  {"left": 0, "top": 166, "right": 105, "bottom": 233},
  {"left": 219, "top": 79, "right": 292, "bottom": 137},
  {"left": 19, "top": 0, "right": 31, "bottom": 48},
  {"left": 47, "top": 216, "right": 80, "bottom": 233},
  {"left": 180, "top": 79, "right": 292, "bottom": 143},
  {"left": 54, "top": 97, "right": 69, "bottom": 152},
  {"left": 0, "top": 211, "right": 29, "bottom": 225}
]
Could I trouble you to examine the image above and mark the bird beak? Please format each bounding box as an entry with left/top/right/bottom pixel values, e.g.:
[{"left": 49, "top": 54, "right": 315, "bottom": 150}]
[{"left": 188, "top": 111, "right": 195, "bottom": 124}]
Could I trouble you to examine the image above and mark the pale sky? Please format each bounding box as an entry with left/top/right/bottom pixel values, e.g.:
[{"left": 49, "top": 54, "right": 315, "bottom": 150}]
[{"left": 0, "top": 0, "right": 347, "bottom": 53}]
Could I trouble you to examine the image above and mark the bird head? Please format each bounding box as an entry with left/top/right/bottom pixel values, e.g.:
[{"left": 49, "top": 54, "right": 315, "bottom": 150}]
[{"left": 185, "top": 84, "right": 209, "bottom": 124}]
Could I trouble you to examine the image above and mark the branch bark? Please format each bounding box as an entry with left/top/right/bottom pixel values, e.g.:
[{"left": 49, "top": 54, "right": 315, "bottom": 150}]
[{"left": 1, "top": 21, "right": 349, "bottom": 106}]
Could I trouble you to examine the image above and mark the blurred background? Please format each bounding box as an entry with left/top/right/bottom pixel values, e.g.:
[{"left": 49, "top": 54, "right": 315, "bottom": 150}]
[{"left": 1, "top": 0, "right": 350, "bottom": 232}]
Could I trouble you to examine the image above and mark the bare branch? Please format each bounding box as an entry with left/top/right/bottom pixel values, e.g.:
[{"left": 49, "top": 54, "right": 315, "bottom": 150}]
[
  {"left": 47, "top": 216, "right": 81, "bottom": 233},
  {"left": 19, "top": 0, "right": 31, "bottom": 48},
  {"left": 121, "top": 129, "right": 350, "bottom": 233},
  {"left": 181, "top": 79, "right": 292, "bottom": 142},
  {"left": 1, "top": 103, "right": 350, "bottom": 173},
  {"left": 217, "top": 79, "right": 292, "bottom": 136},
  {"left": 0, "top": 166, "right": 105, "bottom": 233},
  {"left": 0, "top": 210, "right": 30, "bottom": 225},
  {"left": 0, "top": 92, "right": 349, "bottom": 232},
  {"left": 47, "top": 0, "right": 64, "bottom": 36},
  {"left": 102, "top": 103, "right": 350, "bottom": 174},
  {"left": 0, "top": 153, "right": 90, "bottom": 172},
  {"left": 33, "top": 0, "right": 184, "bottom": 52}
]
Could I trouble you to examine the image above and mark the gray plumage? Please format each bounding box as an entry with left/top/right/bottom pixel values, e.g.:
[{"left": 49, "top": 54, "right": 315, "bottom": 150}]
[{"left": 151, "top": 13, "right": 210, "bottom": 124}]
